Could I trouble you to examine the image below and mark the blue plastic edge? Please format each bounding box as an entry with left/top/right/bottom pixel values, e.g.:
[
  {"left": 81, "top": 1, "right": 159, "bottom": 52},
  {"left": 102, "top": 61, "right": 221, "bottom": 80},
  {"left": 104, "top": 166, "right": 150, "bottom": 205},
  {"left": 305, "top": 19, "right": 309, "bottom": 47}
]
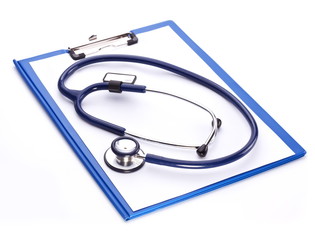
[
  {"left": 129, "top": 20, "right": 306, "bottom": 219},
  {"left": 130, "top": 152, "right": 305, "bottom": 219},
  {"left": 13, "top": 50, "right": 133, "bottom": 220},
  {"left": 13, "top": 20, "right": 306, "bottom": 221},
  {"left": 132, "top": 20, "right": 306, "bottom": 155}
]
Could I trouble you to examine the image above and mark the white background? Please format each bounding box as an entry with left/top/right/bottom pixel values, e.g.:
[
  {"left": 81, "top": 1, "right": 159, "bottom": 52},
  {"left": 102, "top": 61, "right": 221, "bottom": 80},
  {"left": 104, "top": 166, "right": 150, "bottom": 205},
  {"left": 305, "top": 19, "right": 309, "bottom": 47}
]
[{"left": 1, "top": 0, "right": 314, "bottom": 239}]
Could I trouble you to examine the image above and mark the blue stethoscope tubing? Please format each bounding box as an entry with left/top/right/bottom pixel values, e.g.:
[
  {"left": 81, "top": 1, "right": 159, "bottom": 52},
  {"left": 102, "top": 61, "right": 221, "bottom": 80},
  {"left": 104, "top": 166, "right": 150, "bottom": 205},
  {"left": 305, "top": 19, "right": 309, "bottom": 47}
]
[{"left": 58, "top": 54, "right": 258, "bottom": 169}]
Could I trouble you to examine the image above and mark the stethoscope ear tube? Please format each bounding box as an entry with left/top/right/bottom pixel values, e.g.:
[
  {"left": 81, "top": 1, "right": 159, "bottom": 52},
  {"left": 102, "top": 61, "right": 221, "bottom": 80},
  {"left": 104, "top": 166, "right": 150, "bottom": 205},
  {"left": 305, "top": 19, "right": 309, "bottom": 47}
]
[
  {"left": 58, "top": 54, "right": 258, "bottom": 170},
  {"left": 72, "top": 82, "right": 146, "bottom": 136}
]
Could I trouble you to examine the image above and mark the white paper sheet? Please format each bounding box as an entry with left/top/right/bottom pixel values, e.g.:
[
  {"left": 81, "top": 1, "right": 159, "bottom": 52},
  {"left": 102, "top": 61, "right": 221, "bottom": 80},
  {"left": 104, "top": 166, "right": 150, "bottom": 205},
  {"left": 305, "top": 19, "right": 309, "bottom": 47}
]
[{"left": 31, "top": 26, "right": 293, "bottom": 210}]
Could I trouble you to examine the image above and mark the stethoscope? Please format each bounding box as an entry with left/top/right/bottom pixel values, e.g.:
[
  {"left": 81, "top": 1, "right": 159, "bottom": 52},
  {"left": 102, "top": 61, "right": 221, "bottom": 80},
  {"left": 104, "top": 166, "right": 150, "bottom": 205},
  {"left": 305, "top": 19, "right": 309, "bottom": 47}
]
[{"left": 58, "top": 54, "right": 258, "bottom": 173}]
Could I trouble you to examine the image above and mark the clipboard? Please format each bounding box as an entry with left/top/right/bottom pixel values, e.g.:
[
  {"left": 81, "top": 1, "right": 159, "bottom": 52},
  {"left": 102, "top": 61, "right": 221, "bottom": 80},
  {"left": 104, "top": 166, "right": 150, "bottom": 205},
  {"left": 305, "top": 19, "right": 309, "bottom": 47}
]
[{"left": 13, "top": 20, "right": 306, "bottom": 220}]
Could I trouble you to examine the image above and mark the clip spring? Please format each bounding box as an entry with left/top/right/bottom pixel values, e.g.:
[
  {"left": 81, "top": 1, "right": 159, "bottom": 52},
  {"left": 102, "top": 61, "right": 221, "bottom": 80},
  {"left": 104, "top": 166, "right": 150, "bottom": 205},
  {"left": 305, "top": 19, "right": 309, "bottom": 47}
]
[{"left": 69, "top": 32, "right": 138, "bottom": 60}]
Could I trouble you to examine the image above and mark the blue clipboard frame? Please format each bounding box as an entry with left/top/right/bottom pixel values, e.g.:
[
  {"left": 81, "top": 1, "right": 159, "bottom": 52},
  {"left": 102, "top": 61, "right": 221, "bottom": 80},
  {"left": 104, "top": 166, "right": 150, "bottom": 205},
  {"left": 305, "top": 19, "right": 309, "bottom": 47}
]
[{"left": 13, "top": 20, "right": 306, "bottom": 220}]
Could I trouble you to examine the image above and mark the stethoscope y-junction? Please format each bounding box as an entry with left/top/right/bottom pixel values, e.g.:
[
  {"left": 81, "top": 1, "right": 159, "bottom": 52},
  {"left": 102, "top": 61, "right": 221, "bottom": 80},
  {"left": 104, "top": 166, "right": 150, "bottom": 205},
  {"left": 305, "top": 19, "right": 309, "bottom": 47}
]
[{"left": 58, "top": 54, "right": 258, "bottom": 173}]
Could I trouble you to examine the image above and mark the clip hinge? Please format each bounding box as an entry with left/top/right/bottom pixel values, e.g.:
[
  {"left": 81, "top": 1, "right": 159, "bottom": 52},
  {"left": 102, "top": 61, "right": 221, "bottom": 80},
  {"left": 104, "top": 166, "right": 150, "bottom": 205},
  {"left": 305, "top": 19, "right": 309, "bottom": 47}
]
[{"left": 69, "top": 32, "right": 138, "bottom": 60}]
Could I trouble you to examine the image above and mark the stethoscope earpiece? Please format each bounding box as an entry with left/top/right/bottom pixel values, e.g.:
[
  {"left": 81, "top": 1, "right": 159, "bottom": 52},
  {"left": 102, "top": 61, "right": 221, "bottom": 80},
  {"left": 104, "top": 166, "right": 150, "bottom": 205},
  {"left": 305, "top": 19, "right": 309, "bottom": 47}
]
[{"left": 104, "top": 136, "right": 145, "bottom": 173}]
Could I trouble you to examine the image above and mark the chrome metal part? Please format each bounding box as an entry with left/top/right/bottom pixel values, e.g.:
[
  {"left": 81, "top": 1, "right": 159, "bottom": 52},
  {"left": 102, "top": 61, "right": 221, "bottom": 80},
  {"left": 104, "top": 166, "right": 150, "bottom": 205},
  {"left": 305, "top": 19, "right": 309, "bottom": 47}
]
[
  {"left": 125, "top": 89, "right": 219, "bottom": 151},
  {"left": 103, "top": 72, "right": 137, "bottom": 84},
  {"left": 104, "top": 147, "right": 145, "bottom": 173},
  {"left": 69, "top": 32, "right": 138, "bottom": 60}
]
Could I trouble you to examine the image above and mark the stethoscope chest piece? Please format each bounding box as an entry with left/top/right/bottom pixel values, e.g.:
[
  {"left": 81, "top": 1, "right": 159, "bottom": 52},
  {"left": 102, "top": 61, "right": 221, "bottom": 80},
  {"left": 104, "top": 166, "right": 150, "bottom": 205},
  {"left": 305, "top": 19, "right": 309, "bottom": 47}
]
[{"left": 104, "top": 137, "right": 145, "bottom": 173}]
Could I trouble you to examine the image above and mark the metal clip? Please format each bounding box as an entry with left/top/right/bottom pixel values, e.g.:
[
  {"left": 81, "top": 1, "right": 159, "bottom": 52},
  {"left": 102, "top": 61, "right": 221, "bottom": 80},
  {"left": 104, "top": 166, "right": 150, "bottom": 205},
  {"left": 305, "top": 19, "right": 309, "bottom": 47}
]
[
  {"left": 103, "top": 72, "right": 137, "bottom": 84},
  {"left": 69, "top": 32, "right": 138, "bottom": 60}
]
